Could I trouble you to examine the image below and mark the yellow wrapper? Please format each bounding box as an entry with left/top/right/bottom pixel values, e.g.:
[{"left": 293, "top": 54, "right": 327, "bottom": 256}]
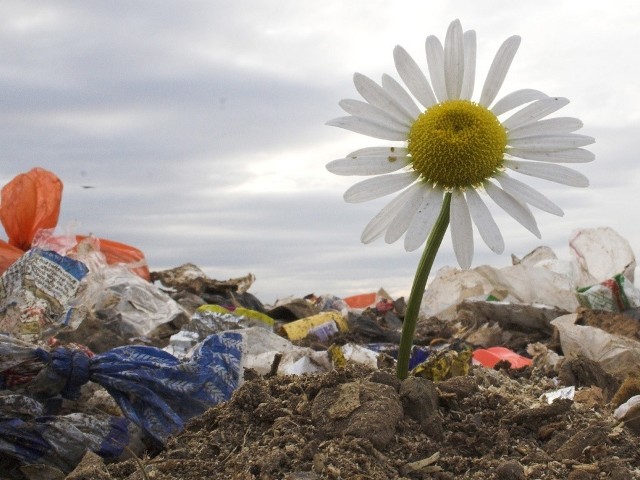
[{"left": 280, "top": 311, "right": 348, "bottom": 341}]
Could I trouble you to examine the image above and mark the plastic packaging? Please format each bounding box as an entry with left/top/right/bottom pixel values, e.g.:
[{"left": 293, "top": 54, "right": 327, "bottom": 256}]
[
  {"left": 193, "top": 304, "right": 273, "bottom": 331},
  {"left": 576, "top": 273, "right": 640, "bottom": 312},
  {"left": 412, "top": 346, "right": 473, "bottom": 381},
  {"left": 76, "top": 251, "right": 189, "bottom": 339},
  {"left": 473, "top": 346, "right": 533, "bottom": 369},
  {"left": 328, "top": 343, "right": 379, "bottom": 369},
  {"left": 165, "top": 305, "right": 274, "bottom": 358},
  {"left": 279, "top": 311, "right": 349, "bottom": 342},
  {"left": 0, "top": 249, "right": 89, "bottom": 342}
]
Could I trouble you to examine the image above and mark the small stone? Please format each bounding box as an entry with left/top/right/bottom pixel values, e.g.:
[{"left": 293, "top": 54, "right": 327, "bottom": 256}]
[{"left": 493, "top": 460, "right": 525, "bottom": 480}]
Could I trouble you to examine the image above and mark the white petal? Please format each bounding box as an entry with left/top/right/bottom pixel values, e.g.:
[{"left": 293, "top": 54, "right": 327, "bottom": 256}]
[
  {"left": 361, "top": 183, "right": 422, "bottom": 243},
  {"left": 393, "top": 45, "right": 437, "bottom": 108},
  {"left": 339, "top": 99, "right": 411, "bottom": 129},
  {"left": 346, "top": 146, "right": 409, "bottom": 158},
  {"left": 326, "top": 155, "right": 411, "bottom": 176},
  {"left": 505, "top": 160, "right": 589, "bottom": 187},
  {"left": 344, "top": 172, "right": 418, "bottom": 203},
  {"left": 508, "top": 133, "right": 595, "bottom": 151},
  {"left": 491, "top": 89, "right": 548, "bottom": 116},
  {"left": 465, "top": 189, "right": 504, "bottom": 254},
  {"left": 327, "top": 116, "right": 407, "bottom": 141},
  {"left": 508, "top": 117, "right": 583, "bottom": 139},
  {"left": 444, "top": 19, "right": 464, "bottom": 100},
  {"left": 404, "top": 187, "right": 445, "bottom": 251},
  {"left": 505, "top": 147, "right": 594, "bottom": 163},
  {"left": 450, "top": 190, "right": 474, "bottom": 269},
  {"left": 484, "top": 181, "right": 540, "bottom": 237},
  {"left": 425, "top": 35, "right": 447, "bottom": 102},
  {"left": 459, "top": 30, "right": 476, "bottom": 100},
  {"left": 353, "top": 73, "right": 416, "bottom": 124},
  {"left": 381, "top": 74, "right": 422, "bottom": 118},
  {"left": 385, "top": 184, "right": 431, "bottom": 243},
  {"left": 479, "top": 36, "right": 521, "bottom": 107},
  {"left": 495, "top": 173, "right": 564, "bottom": 216},
  {"left": 502, "top": 97, "right": 569, "bottom": 131}
]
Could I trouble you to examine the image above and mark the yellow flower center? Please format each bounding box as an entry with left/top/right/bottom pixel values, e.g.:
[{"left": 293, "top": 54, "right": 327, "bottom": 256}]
[{"left": 408, "top": 100, "right": 507, "bottom": 189}]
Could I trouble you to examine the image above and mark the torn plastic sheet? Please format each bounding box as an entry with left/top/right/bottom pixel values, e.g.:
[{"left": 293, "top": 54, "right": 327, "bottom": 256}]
[
  {"left": 239, "top": 327, "right": 332, "bottom": 376},
  {"left": 552, "top": 313, "right": 640, "bottom": 378},
  {"left": 420, "top": 263, "right": 579, "bottom": 320},
  {"left": 420, "top": 227, "right": 637, "bottom": 320},
  {"left": 165, "top": 306, "right": 274, "bottom": 358},
  {"left": 569, "top": 227, "right": 636, "bottom": 284},
  {"left": 84, "top": 262, "right": 189, "bottom": 339},
  {"left": 0, "top": 410, "right": 140, "bottom": 474}
]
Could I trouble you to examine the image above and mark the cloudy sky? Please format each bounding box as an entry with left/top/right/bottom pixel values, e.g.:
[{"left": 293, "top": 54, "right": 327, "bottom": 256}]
[{"left": 1, "top": 1, "right": 639, "bottom": 303}]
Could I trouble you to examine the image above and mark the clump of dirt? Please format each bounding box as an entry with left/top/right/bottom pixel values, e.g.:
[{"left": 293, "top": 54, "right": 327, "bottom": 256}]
[
  {"left": 103, "top": 363, "right": 640, "bottom": 480},
  {"left": 576, "top": 307, "right": 640, "bottom": 340}
]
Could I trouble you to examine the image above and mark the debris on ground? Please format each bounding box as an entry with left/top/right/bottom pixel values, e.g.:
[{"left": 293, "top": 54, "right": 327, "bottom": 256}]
[{"left": 2, "top": 208, "right": 640, "bottom": 478}]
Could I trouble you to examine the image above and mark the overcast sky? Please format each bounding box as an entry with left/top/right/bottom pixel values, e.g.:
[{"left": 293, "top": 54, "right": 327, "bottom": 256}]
[{"left": 1, "top": 1, "right": 639, "bottom": 303}]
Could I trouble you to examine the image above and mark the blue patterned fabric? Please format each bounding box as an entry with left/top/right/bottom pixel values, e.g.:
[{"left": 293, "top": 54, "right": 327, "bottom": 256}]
[{"left": 4, "top": 332, "right": 243, "bottom": 446}]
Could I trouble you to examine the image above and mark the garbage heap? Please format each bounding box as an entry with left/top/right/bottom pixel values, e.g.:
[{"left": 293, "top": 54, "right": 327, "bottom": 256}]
[{"left": 2, "top": 225, "right": 640, "bottom": 479}]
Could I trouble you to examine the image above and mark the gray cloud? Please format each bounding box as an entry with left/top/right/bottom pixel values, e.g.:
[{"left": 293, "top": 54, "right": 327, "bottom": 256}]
[{"left": 2, "top": 1, "right": 638, "bottom": 304}]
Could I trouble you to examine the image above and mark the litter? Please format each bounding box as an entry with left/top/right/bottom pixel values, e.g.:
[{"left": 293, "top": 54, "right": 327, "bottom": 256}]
[
  {"left": 0, "top": 249, "right": 89, "bottom": 342},
  {"left": 576, "top": 273, "right": 640, "bottom": 312},
  {"left": 540, "top": 386, "right": 576, "bottom": 404},
  {"left": 552, "top": 313, "right": 640, "bottom": 378},
  {"left": 0, "top": 168, "right": 150, "bottom": 280},
  {"left": 279, "top": 311, "right": 349, "bottom": 342},
  {"left": 2, "top": 206, "right": 640, "bottom": 477},
  {"left": 472, "top": 346, "right": 533, "bottom": 369},
  {"left": 0, "top": 331, "right": 243, "bottom": 445}
]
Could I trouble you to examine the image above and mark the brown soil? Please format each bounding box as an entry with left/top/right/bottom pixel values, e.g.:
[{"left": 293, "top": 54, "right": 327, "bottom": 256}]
[{"left": 93, "top": 359, "right": 640, "bottom": 480}]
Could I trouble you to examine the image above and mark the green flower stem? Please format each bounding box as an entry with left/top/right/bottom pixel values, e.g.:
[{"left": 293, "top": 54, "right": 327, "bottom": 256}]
[{"left": 396, "top": 191, "right": 451, "bottom": 380}]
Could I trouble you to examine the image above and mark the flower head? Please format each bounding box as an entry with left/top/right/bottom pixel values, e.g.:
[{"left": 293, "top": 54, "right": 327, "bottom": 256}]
[{"left": 327, "top": 19, "right": 594, "bottom": 268}]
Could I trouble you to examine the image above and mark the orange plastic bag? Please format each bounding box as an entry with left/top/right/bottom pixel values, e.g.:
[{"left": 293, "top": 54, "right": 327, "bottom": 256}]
[
  {"left": 1, "top": 168, "right": 62, "bottom": 251},
  {"left": 0, "top": 168, "right": 150, "bottom": 280}
]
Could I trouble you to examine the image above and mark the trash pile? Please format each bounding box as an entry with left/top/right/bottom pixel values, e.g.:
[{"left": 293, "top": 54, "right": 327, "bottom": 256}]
[{"left": 2, "top": 169, "right": 640, "bottom": 479}]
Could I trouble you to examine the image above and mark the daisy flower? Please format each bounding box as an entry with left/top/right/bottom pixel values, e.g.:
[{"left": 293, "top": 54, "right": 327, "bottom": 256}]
[{"left": 327, "top": 19, "right": 594, "bottom": 269}]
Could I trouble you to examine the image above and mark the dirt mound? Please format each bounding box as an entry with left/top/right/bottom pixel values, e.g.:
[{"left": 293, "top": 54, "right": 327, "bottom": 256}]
[{"left": 101, "top": 363, "right": 640, "bottom": 480}]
